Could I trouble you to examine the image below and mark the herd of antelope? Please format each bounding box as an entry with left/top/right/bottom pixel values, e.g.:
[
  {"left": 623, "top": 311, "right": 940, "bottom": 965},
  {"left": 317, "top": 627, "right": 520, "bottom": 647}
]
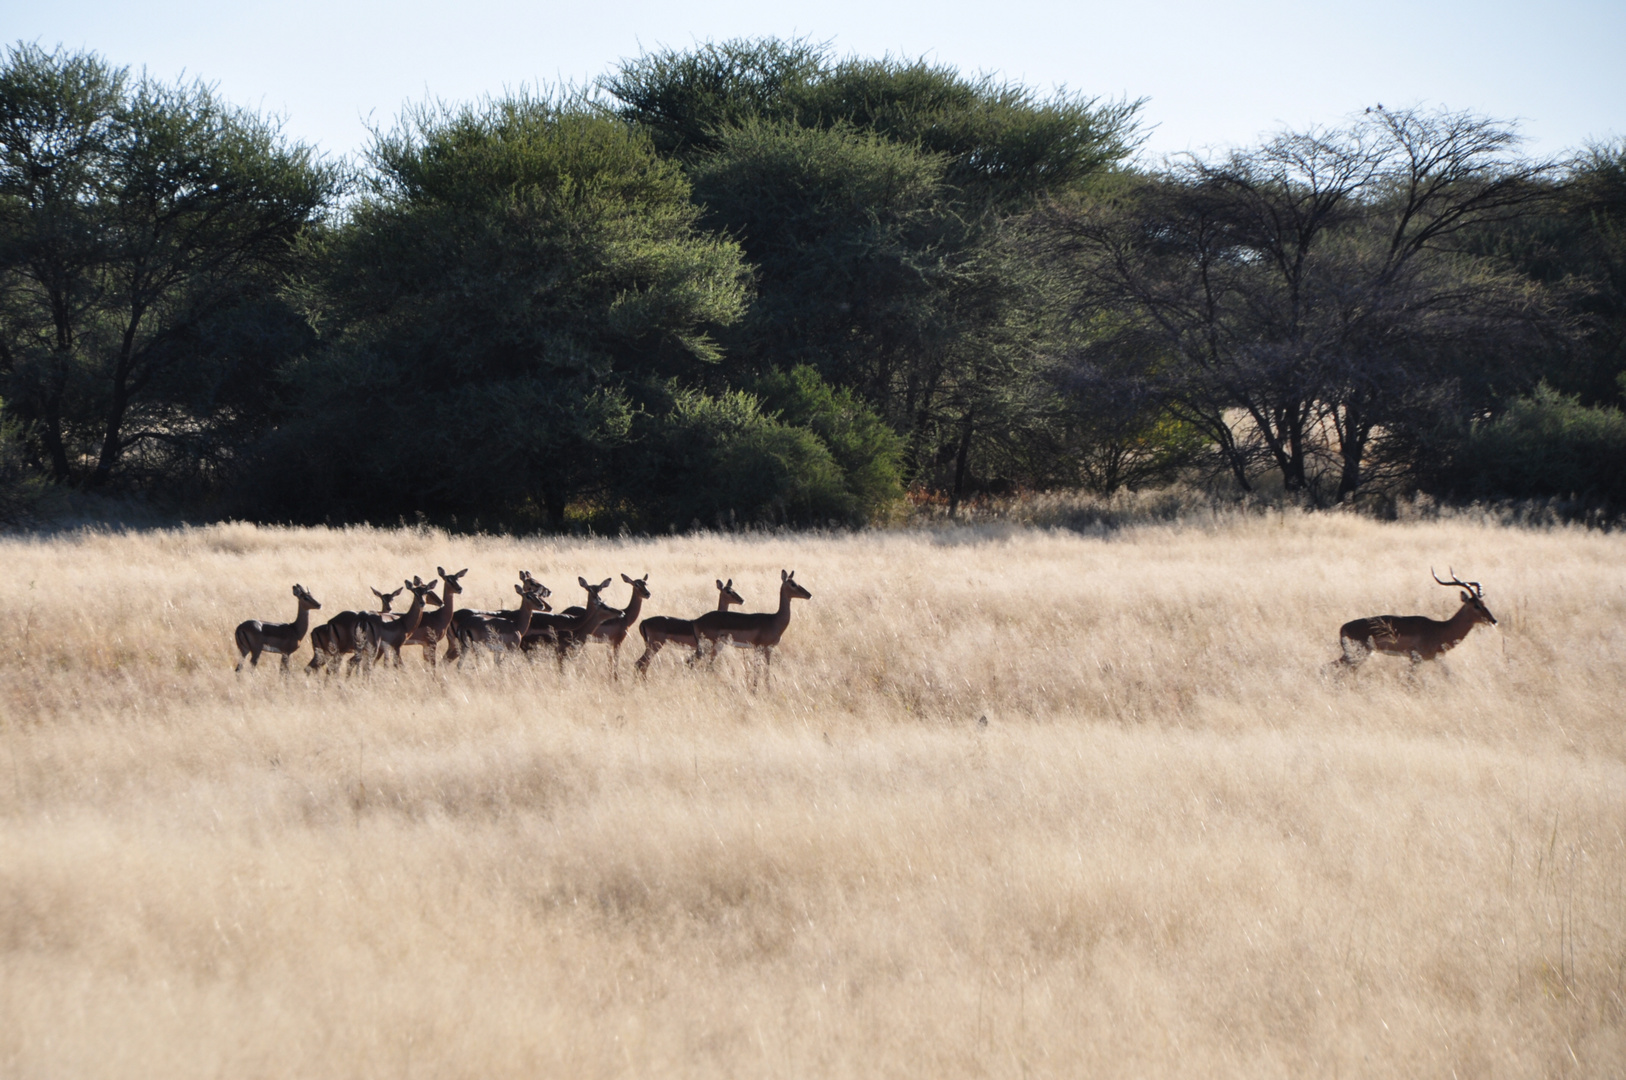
[
  {"left": 233, "top": 567, "right": 813, "bottom": 677},
  {"left": 234, "top": 563, "right": 1495, "bottom": 678}
]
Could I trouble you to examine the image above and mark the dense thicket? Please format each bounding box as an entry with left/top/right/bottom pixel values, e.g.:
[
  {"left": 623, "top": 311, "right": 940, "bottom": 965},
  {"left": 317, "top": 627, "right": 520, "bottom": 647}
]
[
  {"left": 2, "top": 40, "right": 1621, "bottom": 527},
  {"left": 0, "top": 43, "right": 337, "bottom": 494}
]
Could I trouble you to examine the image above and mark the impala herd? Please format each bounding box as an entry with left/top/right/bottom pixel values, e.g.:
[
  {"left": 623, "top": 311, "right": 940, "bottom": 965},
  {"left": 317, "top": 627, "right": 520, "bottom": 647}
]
[
  {"left": 235, "top": 564, "right": 1497, "bottom": 677},
  {"left": 233, "top": 568, "right": 814, "bottom": 677}
]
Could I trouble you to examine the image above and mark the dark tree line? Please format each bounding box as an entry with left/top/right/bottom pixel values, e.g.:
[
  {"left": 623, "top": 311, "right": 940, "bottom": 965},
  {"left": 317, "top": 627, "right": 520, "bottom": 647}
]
[{"left": 1, "top": 40, "right": 1623, "bottom": 528}]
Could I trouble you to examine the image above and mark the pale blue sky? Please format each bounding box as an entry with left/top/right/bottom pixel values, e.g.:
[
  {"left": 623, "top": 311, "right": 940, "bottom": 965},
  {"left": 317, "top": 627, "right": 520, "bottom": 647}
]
[{"left": 6, "top": 0, "right": 1622, "bottom": 164}]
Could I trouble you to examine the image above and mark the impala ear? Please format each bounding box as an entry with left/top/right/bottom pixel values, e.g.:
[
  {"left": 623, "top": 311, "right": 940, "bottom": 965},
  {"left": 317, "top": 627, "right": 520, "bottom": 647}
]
[
  {"left": 455, "top": 568, "right": 468, "bottom": 579},
  {"left": 716, "top": 579, "right": 725, "bottom": 590},
  {"left": 578, "top": 576, "right": 590, "bottom": 589},
  {"left": 516, "top": 583, "right": 524, "bottom": 596},
  {"left": 622, "top": 573, "right": 633, "bottom": 584},
  {"left": 598, "top": 578, "right": 612, "bottom": 591},
  {"left": 1461, "top": 590, "right": 1471, "bottom": 602},
  {"left": 293, "top": 584, "right": 302, "bottom": 596},
  {"left": 781, "top": 569, "right": 788, "bottom": 581}
]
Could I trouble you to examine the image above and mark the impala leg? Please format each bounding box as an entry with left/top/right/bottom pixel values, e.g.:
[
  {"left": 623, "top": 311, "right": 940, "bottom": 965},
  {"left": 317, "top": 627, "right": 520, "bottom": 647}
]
[
  {"left": 280, "top": 654, "right": 292, "bottom": 673},
  {"left": 634, "top": 640, "right": 660, "bottom": 675}
]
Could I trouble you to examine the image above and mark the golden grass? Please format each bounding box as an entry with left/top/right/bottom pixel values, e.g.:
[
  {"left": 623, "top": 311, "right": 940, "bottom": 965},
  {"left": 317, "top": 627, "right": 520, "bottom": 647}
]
[{"left": 1, "top": 511, "right": 1624, "bottom": 1077}]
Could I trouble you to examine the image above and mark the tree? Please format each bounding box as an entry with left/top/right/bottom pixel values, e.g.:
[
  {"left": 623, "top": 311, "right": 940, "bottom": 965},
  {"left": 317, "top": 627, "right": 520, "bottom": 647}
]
[
  {"left": 606, "top": 39, "right": 1140, "bottom": 499},
  {"left": 268, "top": 93, "right": 751, "bottom": 528},
  {"left": 0, "top": 43, "right": 337, "bottom": 488},
  {"left": 1036, "top": 107, "right": 1560, "bottom": 501}
]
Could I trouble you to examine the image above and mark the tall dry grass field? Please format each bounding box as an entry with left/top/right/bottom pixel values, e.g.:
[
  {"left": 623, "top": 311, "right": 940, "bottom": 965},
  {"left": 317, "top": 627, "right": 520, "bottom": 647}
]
[{"left": 1, "top": 512, "right": 1624, "bottom": 1077}]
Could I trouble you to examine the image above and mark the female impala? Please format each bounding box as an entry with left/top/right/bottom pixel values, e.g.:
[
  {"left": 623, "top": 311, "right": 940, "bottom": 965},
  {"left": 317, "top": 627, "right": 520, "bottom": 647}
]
[
  {"left": 691, "top": 570, "right": 810, "bottom": 676},
  {"left": 403, "top": 567, "right": 467, "bottom": 665},
  {"left": 634, "top": 578, "right": 744, "bottom": 674},
  {"left": 454, "top": 573, "right": 552, "bottom": 657},
  {"left": 522, "top": 577, "right": 618, "bottom": 664},
  {"left": 234, "top": 584, "right": 321, "bottom": 671},
  {"left": 1336, "top": 569, "right": 1498, "bottom": 668},
  {"left": 557, "top": 572, "right": 650, "bottom": 674},
  {"left": 308, "top": 583, "right": 436, "bottom": 673},
  {"left": 355, "top": 577, "right": 442, "bottom": 667}
]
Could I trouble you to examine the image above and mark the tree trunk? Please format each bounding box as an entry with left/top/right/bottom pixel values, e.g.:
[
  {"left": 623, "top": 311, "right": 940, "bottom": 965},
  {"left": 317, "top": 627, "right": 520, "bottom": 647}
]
[
  {"left": 1336, "top": 410, "right": 1369, "bottom": 501},
  {"left": 543, "top": 488, "right": 568, "bottom": 532},
  {"left": 39, "top": 402, "right": 72, "bottom": 482},
  {"left": 89, "top": 386, "right": 128, "bottom": 487},
  {"left": 947, "top": 408, "right": 975, "bottom": 518}
]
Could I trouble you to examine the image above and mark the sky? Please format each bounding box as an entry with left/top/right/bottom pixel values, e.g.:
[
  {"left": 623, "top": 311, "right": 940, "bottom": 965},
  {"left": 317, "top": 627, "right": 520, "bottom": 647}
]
[{"left": 6, "top": 0, "right": 1623, "bottom": 165}]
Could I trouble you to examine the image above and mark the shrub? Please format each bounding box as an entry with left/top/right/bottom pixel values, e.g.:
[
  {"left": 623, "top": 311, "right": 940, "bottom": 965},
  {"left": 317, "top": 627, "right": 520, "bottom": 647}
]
[
  {"left": 1436, "top": 384, "right": 1626, "bottom": 503},
  {"left": 630, "top": 387, "right": 855, "bottom": 530},
  {"left": 754, "top": 366, "right": 905, "bottom": 519}
]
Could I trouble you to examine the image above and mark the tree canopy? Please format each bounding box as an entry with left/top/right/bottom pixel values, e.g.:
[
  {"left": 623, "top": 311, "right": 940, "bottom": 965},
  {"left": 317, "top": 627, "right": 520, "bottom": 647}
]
[{"left": 0, "top": 39, "right": 1616, "bottom": 526}]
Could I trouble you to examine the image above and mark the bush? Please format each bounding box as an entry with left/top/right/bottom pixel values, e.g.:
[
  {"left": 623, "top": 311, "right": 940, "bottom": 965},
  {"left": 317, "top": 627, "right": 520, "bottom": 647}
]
[
  {"left": 629, "top": 387, "right": 856, "bottom": 530},
  {"left": 754, "top": 366, "right": 905, "bottom": 519},
  {"left": 1435, "top": 384, "right": 1626, "bottom": 503}
]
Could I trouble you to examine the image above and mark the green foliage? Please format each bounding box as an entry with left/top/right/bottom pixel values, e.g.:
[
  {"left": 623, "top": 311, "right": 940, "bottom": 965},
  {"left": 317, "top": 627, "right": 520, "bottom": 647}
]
[
  {"left": 0, "top": 42, "right": 337, "bottom": 489},
  {"left": 608, "top": 38, "right": 1141, "bottom": 502},
  {"left": 1436, "top": 384, "right": 1626, "bottom": 503},
  {"left": 604, "top": 39, "right": 1142, "bottom": 208},
  {"left": 688, "top": 120, "right": 960, "bottom": 393},
  {"left": 261, "top": 93, "right": 750, "bottom": 527},
  {"left": 754, "top": 365, "right": 905, "bottom": 517},
  {"left": 628, "top": 386, "right": 853, "bottom": 530}
]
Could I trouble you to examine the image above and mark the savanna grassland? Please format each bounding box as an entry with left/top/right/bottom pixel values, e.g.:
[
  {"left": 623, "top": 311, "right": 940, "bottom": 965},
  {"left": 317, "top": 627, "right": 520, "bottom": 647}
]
[{"left": 1, "top": 511, "right": 1624, "bottom": 1078}]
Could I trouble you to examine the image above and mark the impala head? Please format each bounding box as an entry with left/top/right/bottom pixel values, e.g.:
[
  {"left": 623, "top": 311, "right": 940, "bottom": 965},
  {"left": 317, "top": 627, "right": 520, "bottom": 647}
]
[
  {"left": 622, "top": 572, "right": 651, "bottom": 600},
  {"left": 1433, "top": 567, "right": 1497, "bottom": 626},
  {"left": 717, "top": 578, "right": 743, "bottom": 606},
  {"left": 292, "top": 584, "right": 321, "bottom": 610},
  {"left": 780, "top": 569, "right": 811, "bottom": 600},
  {"left": 371, "top": 586, "right": 404, "bottom": 612},
  {"left": 578, "top": 576, "right": 613, "bottom": 611},
  {"left": 437, "top": 567, "right": 467, "bottom": 596},
  {"left": 406, "top": 577, "right": 442, "bottom": 606},
  {"left": 516, "top": 577, "right": 552, "bottom": 612}
]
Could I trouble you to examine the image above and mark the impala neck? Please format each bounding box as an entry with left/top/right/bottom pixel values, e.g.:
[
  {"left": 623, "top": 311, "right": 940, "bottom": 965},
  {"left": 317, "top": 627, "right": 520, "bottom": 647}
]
[
  {"left": 399, "top": 591, "right": 428, "bottom": 636},
  {"left": 773, "top": 583, "right": 795, "bottom": 628},
  {"left": 1445, "top": 601, "right": 1479, "bottom": 641},
  {"left": 427, "top": 581, "right": 456, "bottom": 631},
  {"left": 582, "top": 602, "right": 613, "bottom": 636},
  {"left": 513, "top": 594, "right": 542, "bottom": 638},
  {"left": 293, "top": 602, "right": 313, "bottom": 641},
  {"left": 619, "top": 588, "right": 645, "bottom": 625}
]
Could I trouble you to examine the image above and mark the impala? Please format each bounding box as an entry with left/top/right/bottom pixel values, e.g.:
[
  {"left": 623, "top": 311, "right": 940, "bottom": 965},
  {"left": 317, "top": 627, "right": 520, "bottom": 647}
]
[
  {"left": 691, "top": 570, "right": 810, "bottom": 676},
  {"left": 355, "top": 577, "right": 442, "bottom": 667},
  {"left": 1336, "top": 569, "right": 1498, "bottom": 668},
  {"left": 402, "top": 567, "right": 467, "bottom": 665},
  {"left": 234, "top": 584, "right": 322, "bottom": 671},
  {"left": 634, "top": 578, "right": 744, "bottom": 674},
  {"left": 522, "top": 577, "right": 617, "bottom": 663},
  {"left": 454, "top": 573, "right": 553, "bottom": 657},
  {"left": 558, "top": 573, "right": 650, "bottom": 674},
  {"left": 308, "top": 584, "right": 435, "bottom": 673}
]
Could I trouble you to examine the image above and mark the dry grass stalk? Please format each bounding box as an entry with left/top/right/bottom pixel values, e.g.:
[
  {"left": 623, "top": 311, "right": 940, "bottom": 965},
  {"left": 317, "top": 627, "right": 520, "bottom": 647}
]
[{"left": 1, "top": 512, "right": 1623, "bottom": 1077}]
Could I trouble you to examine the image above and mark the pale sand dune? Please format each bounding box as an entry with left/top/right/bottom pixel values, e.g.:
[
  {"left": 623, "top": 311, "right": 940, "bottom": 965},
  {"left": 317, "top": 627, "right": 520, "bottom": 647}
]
[{"left": 1, "top": 512, "right": 1623, "bottom": 1077}]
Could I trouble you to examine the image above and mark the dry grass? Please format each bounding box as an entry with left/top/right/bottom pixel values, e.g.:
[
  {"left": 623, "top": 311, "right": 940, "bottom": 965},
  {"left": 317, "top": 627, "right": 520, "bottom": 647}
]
[{"left": 1, "top": 511, "right": 1624, "bottom": 1077}]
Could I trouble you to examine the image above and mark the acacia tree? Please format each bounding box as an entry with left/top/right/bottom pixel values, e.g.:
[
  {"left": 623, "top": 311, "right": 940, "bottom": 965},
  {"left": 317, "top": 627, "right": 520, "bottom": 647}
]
[
  {"left": 273, "top": 94, "right": 751, "bottom": 528},
  {"left": 605, "top": 39, "right": 1140, "bottom": 499},
  {"left": 0, "top": 43, "right": 336, "bottom": 487},
  {"left": 1038, "top": 107, "right": 1559, "bottom": 500}
]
